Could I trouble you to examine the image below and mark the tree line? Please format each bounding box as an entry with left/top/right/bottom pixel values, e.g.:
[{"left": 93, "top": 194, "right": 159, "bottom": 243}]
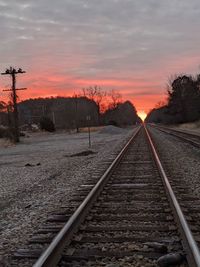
[
  {"left": 146, "top": 73, "right": 200, "bottom": 124},
  {"left": 0, "top": 86, "right": 141, "bottom": 134}
]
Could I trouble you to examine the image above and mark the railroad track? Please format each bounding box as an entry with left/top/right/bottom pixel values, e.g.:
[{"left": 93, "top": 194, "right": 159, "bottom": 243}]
[
  {"left": 150, "top": 124, "right": 200, "bottom": 148},
  {"left": 12, "top": 126, "right": 200, "bottom": 267}
]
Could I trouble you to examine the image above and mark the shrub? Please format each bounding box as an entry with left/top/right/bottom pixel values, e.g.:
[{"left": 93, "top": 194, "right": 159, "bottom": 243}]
[
  {"left": 39, "top": 117, "right": 55, "bottom": 132},
  {"left": 0, "top": 126, "right": 12, "bottom": 138},
  {"left": 108, "top": 120, "right": 118, "bottom": 126}
]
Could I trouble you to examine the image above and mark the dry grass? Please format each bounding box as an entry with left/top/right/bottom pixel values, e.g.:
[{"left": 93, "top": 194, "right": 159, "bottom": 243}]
[
  {"left": 174, "top": 120, "right": 200, "bottom": 134},
  {"left": 0, "top": 138, "right": 14, "bottom": 148},
  {"left": 78, "top": 126, "right": 104, "bottom": 133},
  {"left": 177, "top": 120, "right": 200, "bottom": 130}
]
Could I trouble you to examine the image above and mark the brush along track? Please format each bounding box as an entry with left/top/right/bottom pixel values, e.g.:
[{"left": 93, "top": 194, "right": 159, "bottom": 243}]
[
  {"left": 12, "top": 126, "right": 200, "bottom": 267},
  {"left": 151, "top": 124, "right": 200, "bottom": 148}
]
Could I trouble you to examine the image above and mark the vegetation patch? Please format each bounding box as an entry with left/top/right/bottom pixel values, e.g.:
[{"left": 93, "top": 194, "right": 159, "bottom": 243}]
[
  {"left": 40, "top": 117, "right": 55, "bottom": 132},
  {"left": 146, "top": 74, "right": 200, "bottom": 124}
]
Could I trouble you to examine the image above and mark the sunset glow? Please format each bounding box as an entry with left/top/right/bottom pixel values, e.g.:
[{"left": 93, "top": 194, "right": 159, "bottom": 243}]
[
  {"left": 137, "top": 111, "right": 147, "bottom": 122},
  {"left": 1, "top": 3, "right": 200, "bottom": 267},
  {"left": 1, "top": 1, "right": 200, "bottom": 113}
]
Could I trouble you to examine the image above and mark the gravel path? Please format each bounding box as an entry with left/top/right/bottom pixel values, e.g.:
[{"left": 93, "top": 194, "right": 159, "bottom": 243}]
[
  {"left": 0, "top": 126, "right": 136, "bottom": 266},
  {"left": 148, "top": 126, "right": 200, "bottom": 197}
]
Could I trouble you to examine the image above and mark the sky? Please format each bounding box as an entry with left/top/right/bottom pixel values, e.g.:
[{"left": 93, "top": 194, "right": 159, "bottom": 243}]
[{"left": 1, "top": 0, "right": 200, "bottom": 116}]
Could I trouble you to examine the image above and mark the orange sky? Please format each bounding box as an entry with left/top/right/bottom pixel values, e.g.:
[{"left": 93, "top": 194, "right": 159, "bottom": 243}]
[
  {"left": 1, "top": 52, "right": 199, "bottom": 116},
  {"left": 1, "top": 1, "right": 200, "bottom": 116},
  {"left": 1, "top": 72, "right": 165, "bottom": 115},
  {"left": 0, "top": 64, "right": 196, "bottom": 117}
]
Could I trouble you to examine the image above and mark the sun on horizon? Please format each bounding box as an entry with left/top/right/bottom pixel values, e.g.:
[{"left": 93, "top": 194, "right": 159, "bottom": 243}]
[{"left": 137, "top": 111, "right": 147, "bottom": 122}]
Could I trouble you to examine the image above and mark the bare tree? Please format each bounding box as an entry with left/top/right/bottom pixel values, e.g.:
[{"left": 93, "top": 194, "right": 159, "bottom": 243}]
[
  {"left": 108, "top": 89, "right": 122, "bottom": 110},
  {"left": 155, "top": 100, "right": 167, "bottom": 109},
  {"left": 82, "top": 86, "right": 106, "bottom": 124},
  {"left": 0, "top": 101, "right": 6, "bottom": 112}
]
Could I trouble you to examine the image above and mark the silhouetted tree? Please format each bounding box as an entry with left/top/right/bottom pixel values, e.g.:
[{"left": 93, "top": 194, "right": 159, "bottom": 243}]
[
  {"left": 82, "top": 86, "right": 106, "bottom": 124},
  {"left": 18, "top": 96, "right": 99, "bottom": 129},
  {"left": 0, "top": 101, "right": 8, "bottom": 126},
  {"left": 0, "top": 101, "right": 6, "bottom": 111},
  {"left": 108, "top": 89, "right": 122, "bottom": 109},
  {"left": 145, "top": 106, "right": 173, "bottom": 124},
  {"left": 104, "top": 101, "right": 139, "bottom": 126},
  {"left": 167, "top": 75, "right": 200, "bottom": 122},
  {"left": 146, "top": 73, "right": 200, "bottom": 124},
  {"left": 40, "top": 117, "right": 55, "bottom": 132}
]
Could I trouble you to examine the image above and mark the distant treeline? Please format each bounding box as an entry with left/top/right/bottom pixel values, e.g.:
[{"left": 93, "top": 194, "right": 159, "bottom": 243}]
[
  {"left": 0, "top": 87, "right": 141, "bottom": 130},
  {"left": 146, "top": 74, "right": 200, "bottom": 124}
]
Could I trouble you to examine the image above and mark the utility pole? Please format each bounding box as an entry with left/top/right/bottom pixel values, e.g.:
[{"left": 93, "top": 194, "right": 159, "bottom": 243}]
[
  {"left": 73, "top": 94, "right": 79, "bottom": 133},
  {"left": 1, "top": 67, "right": 27, "bottom": 142},
  {"left": 86, "top": 115, "right": 91, "bottom": 148}
]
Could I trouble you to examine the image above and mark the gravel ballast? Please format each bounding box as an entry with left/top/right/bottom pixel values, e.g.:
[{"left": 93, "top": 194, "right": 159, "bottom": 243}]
[
  {"left": 0, "top": 126, "right": 136, "bottom": 266},
  {"left": 148, "top": 126, "right": 200, "bottom": 197}
]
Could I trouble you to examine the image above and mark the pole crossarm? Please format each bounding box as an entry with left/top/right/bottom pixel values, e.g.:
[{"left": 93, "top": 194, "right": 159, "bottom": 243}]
[
  {"left": 3, "top": 88, "right": 27, "bottom": 91},
  {"left": 1, "top": 72, "right": 26, "bottom": 75},
  {"left": 1, "top": 67, "right": 26, "bottom": 75}
]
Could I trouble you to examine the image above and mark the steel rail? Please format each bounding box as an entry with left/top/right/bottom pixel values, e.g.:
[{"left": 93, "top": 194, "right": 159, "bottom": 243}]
[
  {"left": 33, "top": 126, "right": 142, "bottom": 267},
  {"left": 151, "top": 124, "right": 200, "bottom": 148},
  {"left": 144, "top": 124, "right": 200, "bottom": 267},
  {"left": 154, "top": 124, "right": 200, "bottom": 138}
]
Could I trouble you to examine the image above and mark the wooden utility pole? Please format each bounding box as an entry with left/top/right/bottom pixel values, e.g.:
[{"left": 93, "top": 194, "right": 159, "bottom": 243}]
[
  {"left": 1, "top": 67, "right": 27, "bottom": 142},
  {"left": 86, "top": 115, "right": 91, "bottom": 147},
  {"left": 73, "top": 94, "right": 79, "bottom": 133}
]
